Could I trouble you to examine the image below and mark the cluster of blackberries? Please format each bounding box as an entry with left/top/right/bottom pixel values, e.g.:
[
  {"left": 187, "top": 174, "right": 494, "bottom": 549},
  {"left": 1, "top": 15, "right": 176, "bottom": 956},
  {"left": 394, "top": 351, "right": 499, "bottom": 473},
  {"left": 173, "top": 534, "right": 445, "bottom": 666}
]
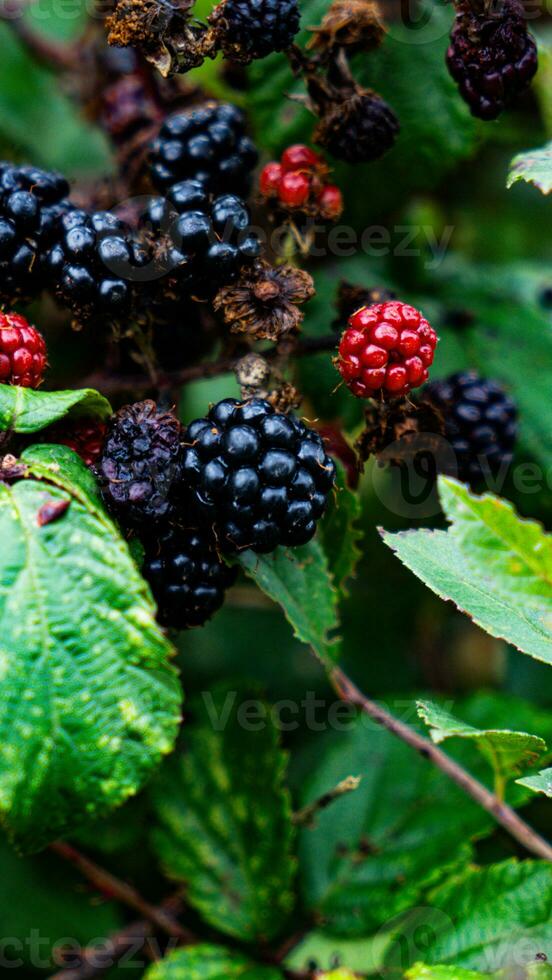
[
  {"left": 0, "top": 163, "right": 70, "bottom": 305},
  {"left": 424, "top": 371, "right": 518, "bottom": 483},
  {"left": 96, "top": 397, "right": 336, "bottom": 629},
  {"left": 446, "top": 0, "right": 538, "bottom": 120},
  {"left": 150, "top": 103, "right": 258, "bottom": 197},
  {"left": 48, "top": 209, "right": 149, "bottom": 323},
  {"left": 208, "top": 0, "right": 301, "bottom": 64},
  {"left": 142, "top": 179, "right": 261, "bottom": 299},
  {"left": 180, "top": 398, "right": 336, "bottom": 553}
]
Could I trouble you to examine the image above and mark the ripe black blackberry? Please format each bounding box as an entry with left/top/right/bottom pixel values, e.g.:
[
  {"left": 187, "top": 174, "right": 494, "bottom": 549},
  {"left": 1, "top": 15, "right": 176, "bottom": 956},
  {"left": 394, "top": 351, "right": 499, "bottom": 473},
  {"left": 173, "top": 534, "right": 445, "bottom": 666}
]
[
  {"left": 150, "top": 102, "right": 258, "bottom": 197},
  {"left": 97, "top": 400, "right": 183, "bottom": 530},
  {"left": 446, "top": 0, "right": 538, "bottom": 120},
  {"left": 314, "top": 90, "right": 400, "bottom": 164},
  {"left": 180, "top": 397, "right": 336, "bottom": 554},
  {"left": 48, "top": 208, "right": 147, "bottom": 326},
  {"left": 424, "top": 371, "right": 518, "bottom": 483},
  {"left": 209, "top": 0, "right": 301, "bottom": 63},
  {"left": 0, "top": 162, "right": 70, "bottom": 305},
  {"left": 143, "top": 526, "right": 237, "bottom": 629},
  {"left": 141, "top": 179, "right": 261, "bottom": 299}
]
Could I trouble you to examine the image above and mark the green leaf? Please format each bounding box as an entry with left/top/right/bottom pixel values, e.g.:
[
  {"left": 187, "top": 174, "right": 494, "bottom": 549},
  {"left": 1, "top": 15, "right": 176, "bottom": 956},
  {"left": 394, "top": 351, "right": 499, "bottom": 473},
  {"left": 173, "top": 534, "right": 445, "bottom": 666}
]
[
  {"left": 248, "top": 0, "right": 479, "bottom": 216},
  {"left": 298, "top": 716, "right": 491, "bottom": 936},
  {"left": 0, "top": 456, "right": 181, "bottom": 852},
  {"left": 151, "top": 688, "right": 295, "bottom": 943},
  {"left": 320, "top": 462, "right": 363, "bottom": 597},
  {"left": 507, "top": 142, "right": 552, "bottom": 194},
  {"left": 407, "top": 964, "right": 552, "bottom": 980},
  {"left": 21, "top": 443, "right": 105, "bottom": 511},
  {"left": 387, "top": 860, "right": 552, "bottom": 972},
  {"left": 516, "top": 768, "right": 552, "bottom": 797},
  {"left": 143, "top": 944, "right": 283, "bottom": 979},
  {"left": 417, "top": 700, "right": 547, "bottom": 788},
  {"left": 382, "top": 477, "right": 552, "bottom": 665},
  {"left": 238, "top": 539, "right": 340, "bottom": 664},
  {"left": 0, "top": 385, "right": 111, "bottom": 434}
]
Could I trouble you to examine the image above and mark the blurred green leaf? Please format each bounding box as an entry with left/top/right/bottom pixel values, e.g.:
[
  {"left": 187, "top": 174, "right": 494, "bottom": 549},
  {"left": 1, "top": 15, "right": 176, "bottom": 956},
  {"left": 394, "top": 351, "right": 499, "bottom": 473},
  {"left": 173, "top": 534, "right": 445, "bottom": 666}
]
[
  {"left": 507, "top": 142, "right": 552, "bottom": 194},
  {"left": 238, "top": 539, "right": 341, "bottom": 664},
  {"left": 298, "top": 716, "right": 479, "bottom": 936},
  {"left": 144, "top": 945, "right": 283, "bottom": 979},
  {"left": 407, "top": 963, "right": 552, "bottom": 980},
  {"left": 0, "top": 832, "right": 121, "bottom": 971},
  {"left": 382, "top": 477, "right": 552, "bottom": 665},
  {"left": 0, "top": 26, "right": 111, "bottom": 174},
  {"left": 151, "top": 689, "right": 295, "bottom": 943},
  {"left": 0, "top": 384, "right": 111, "bottom": 434}
]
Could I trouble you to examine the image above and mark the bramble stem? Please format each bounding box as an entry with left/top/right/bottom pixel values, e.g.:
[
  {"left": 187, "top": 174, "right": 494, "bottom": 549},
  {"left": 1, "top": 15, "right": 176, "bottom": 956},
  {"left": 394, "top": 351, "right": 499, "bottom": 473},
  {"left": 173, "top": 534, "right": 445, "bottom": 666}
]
[
  {"left": 49, "top": 841, "right": 192, "bottom": 941},
  {"left": 329, "top": 665, "right": 552, "bottom": 862},
  {"left": 293, "top": 775, "right": 361, "bottom": 827}
]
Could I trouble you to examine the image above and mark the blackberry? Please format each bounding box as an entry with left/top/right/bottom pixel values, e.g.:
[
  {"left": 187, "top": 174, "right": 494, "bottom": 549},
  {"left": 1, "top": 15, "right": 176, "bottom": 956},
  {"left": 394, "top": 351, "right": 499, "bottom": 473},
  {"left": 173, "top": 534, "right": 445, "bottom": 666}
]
[
  {"left": 48, "top": 208, "right": 147, "bottom": 326},
  {"left": 424, "top": 371, "right": 518, "bottom": 483},
  {"left": 209, "top": 0, "right": 301, "bottom": 63},
  {"left": 150, "top": 102, "right": 258, "bottom": 197},
  {"left": 143, "top": 526, "right": 237, "bottom": 629},
  {"left": 314, "top": 91, "right": 399, "bottom": 164},
  {"left": 141, "top": 179, "right": 261, "bottom": 299},
  {"left": 180, "top": 397, "right": 336, "bottom": 554},
  {"left": 0, "top": 162, "right": 70, "bottom": 305},
  {"left": 97, "top": 400, "right": 183, "bottom": 529},
  {"left": 446, "top": 0, "right": 538, "bottom": 120}
]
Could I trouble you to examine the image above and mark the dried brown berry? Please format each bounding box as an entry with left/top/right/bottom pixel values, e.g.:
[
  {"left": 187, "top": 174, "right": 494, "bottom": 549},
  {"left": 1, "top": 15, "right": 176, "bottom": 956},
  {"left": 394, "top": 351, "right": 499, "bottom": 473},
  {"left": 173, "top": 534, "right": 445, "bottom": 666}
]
[
  {"left": 106, "top": 0, "right": 216, "bottom": 77},
  {"left": 213, "top": 260, "right": 315, "bottom": 342},
  {"left": 307, "top": 0, "right": 385, "bottom": 55}
]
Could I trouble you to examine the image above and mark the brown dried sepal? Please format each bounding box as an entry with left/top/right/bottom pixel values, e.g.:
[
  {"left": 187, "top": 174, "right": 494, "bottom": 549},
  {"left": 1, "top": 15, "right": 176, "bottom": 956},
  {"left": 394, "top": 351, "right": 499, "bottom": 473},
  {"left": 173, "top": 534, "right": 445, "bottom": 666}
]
[
  {"left": 355, "top": 397, "right": 445, "bottom": 468},
  {"left": 267, "top": 381, "right": 302, "bottom": 414},
  {"left": 213, "top": 261, "right": 315, "bottom": 342},
  {"left": 307, "top": 0, "right": 385, "bottom": 55},
  {"left": 106, "top": 0, "right": 215, "bottom": 77}
]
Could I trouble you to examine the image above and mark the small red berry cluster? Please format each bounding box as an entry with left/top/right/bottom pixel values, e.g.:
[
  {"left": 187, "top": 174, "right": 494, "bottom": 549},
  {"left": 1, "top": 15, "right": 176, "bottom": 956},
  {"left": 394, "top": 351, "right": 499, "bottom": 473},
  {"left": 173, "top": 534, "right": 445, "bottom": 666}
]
[
  {"left": 337, "top": 301, "right": 438, "bottom": 399},
  {"left": 0, "top": 312, "right": 47, "bottom": 388},
  {"left": 260, "top": 144, "right": 343, "bottom": 219}
]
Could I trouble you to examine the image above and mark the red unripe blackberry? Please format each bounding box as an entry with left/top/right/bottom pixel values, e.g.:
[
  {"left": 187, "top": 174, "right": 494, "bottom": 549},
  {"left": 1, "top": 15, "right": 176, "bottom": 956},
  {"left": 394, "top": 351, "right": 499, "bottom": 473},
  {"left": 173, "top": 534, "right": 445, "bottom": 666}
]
[
  {"left": 0, "top": 312, "right": 47, "bottom": 387},
  {"left": 337, "top": 302, "right": 438, "bottom": 399},
  {"left": 318, "top": 184, "right": 343, "bottom": 219},
  {"left": 279, "top": 171, "right": 311, "bottom": 208},
  {"left": 48, "top": 417, "right": 107, "bottom": 467},
  {"left": 281, "top": 144, "right": 323, "bottom": 173},
  {"left": 259, "top": 162, "right": 283, "bottom": 197}
]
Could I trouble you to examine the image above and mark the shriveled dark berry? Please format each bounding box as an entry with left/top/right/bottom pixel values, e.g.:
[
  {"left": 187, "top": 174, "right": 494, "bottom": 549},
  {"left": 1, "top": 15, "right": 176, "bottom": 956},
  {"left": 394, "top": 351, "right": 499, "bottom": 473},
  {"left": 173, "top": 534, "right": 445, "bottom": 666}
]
[
  {"left": 209, "top": 0, "right": 301, "bottom": 63},
  {"left": 180, "top": 397, "right": 336, "bottom": 554},
  {"left": 150, "top": 102, "right": 258, "bottom": 196},
  {"left": 314, "top": 91, "right": 399, "bottom": 164},
  {"left": 424, "top": 371, "right": 518, "bottom": 483},
  {"left": 446, "top": 0, "right": 538, "bottom": 120},
  {"left": 143, "top": 526, "right": 237, "bottom": 629},
  {"left": 0, "top": 162, "right": 71, "bottom": 304},
  {"left": 97, "top": 400, "right": 183, "bottom": 529}
]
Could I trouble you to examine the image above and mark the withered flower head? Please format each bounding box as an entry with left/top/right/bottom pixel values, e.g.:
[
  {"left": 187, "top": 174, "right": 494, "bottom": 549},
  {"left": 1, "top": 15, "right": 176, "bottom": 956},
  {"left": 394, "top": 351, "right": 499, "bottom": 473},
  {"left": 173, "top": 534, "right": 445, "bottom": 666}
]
[
  {"left": 355, "top": 398, "right": 445, "bottom": 470},
  {"left": 213, "top": 261, "right": 315, "bottom": 342},
  {"left": 106, "top": 0, "right": 215, "bottom": 77},
  {"left": 307, "top": 0, "right": 385, "bottom": 55}
]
